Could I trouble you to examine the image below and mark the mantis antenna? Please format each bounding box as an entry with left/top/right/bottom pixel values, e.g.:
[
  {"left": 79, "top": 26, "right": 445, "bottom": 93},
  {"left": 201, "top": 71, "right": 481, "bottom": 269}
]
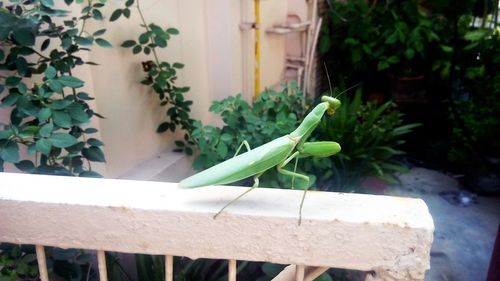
[{"left": 323, "top": 62, "right": 360, "bottom": 99}]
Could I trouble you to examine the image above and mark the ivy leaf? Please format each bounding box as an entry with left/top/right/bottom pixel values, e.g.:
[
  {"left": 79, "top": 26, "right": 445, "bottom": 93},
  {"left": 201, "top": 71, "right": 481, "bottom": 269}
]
[
  {"left": 49, "top": 133, "right": 78, "bottom": 148},
  {"left": 123, "top": 8, "right": 131, "bottom": 18},
  {"left": 58, "top": 76, "right": 84, "bottom": 88},
  {"left": 95, "top": 38, "right": 112, "bottom": 48},
  {"left": 125, "top": 0, "right": 134, "bottom": 7},
  {"left": 109, "top": 9, "right": 122, "bottom": 21},
  {"left": 41, "top": 0, "right": 55, "bottom": 7},
  {"left": 83, "top": 146, "right": 106, "bottom": 162}
]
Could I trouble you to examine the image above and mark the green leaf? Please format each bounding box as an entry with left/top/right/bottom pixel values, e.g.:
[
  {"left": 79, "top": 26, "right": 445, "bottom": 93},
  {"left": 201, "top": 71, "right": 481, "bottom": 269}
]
[
  {"left": 1, "top": 93, "right": 19, "bottom": 106},
  {"left": 39, "top": 123, "right": 54, "bottom": 137},
  {"left": 121, "top": 40, "right": 136, "bottom": 47},
  {"left": 41, "top": 38, "right": 51, "bottom": 51},
  {"left": 15, "top": 57, "right": 28, "bottom": 75},
  {"left": 52, "top": 111, "right": 72, "bottom": 128},
  {"left": 74, "top": 36, "right": 93, "bottom": 46},
  {"left": 157, "top": 122, "right": 169, "bottom": 133},
  {"left": 51, "top": 100, "right": 72, "bottom": 110},
  {"left": 49, "top": 133, "right": 78, "bottom": 148},
  {"left": 87, "top": 138, "right": 104, "bottom": 146},
  {"left": 58, "top": 76, "right": 84, "bottom": 88},
  {"left": 123, "top": 8, "right": 131, "bottom": 18},
  {"left": 14, "top": 160, "right": 35, "bottom": 172},
  {"left": 0, "top": 140, "right": 20, "bottom": 163},
  {"left": 93, "top": 29, "right": 106, "bottom": 36},
  {"left": 41, "top": 0, "right": 55, "bottom": 7},
  {"left": 154, "top": 37, "right": 167, "bottom": 47},
  {"left": 125, "top": 0, "right": 134, "bottom": 7},
  {"left": 92, "top": 9, "right": 103, "bottom": 20},
  {"left": 217, "top": 142, "right": 228, "bottom": 158},
  {"left": 464, "top": 29, "right": 488, "bottom": 41},
  {"left": 109, "top": 9, "right": 123, "bottom": 21},
  {"left": 132, "top": 45, "right": 142, "bottom": 54},
  {"left": 377, "top": 61, "right": 390, "bottom": 71},
  {"left": 95, "top": 38, "right": 112, "bottom": 48},
  {"left": 79, "top": 171, "right": 103, "bottom": 178},
  {"left": 38, "top": 108, "right": 52, "bottom": 122},
  {"left": 167, "top": 28, "right": 179, "bottom": 35},
  {"left": 83, "top": 146, "right": 106, "bottom": 162},
  {"left": 45, "top": 66, "right": 57, "bottom": 79},
  {"left": 173, "top": 63, "right": 184, "bottom": 69},
  {"left": 48, "top": 80, "right": 63, "bottom": 92},
  {"left": 139, "top": 32, "right": 150, "bottom": 44},
  {"left": 12, "top": 29, "right": 35, "bottom": 46},
  {"left": 36, "top": 139, "right": 52, "bottom": 155}
]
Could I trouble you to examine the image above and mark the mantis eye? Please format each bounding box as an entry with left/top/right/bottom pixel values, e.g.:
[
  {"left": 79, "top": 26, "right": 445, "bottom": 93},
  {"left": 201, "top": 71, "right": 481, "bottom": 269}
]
[{"left": 321, "top": 96, "right": 341, "bottom": 114}]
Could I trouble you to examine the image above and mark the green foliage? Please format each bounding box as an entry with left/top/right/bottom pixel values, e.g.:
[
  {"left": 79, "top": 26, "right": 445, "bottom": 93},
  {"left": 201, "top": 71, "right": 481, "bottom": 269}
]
[
  {"left": 320, "top": 0, "right": 439, "bottom": 76},
  {"left": 0, "top": 0, "right": 108, "bottom": 176},
  {"left": 0, "top": 244, "right": 38, "bottom": 281},
  {"left": 312, "top": 86, "right": 420, "bottom": 189},
  {"left": 0, "top": 244, "right": 98, "bottom": 281},
  {"left": 111, "top": 0, "right": 195, "bottom": 155},
  {"left": 192, "top": 83, "right": 418, "bottom": 191},
  {"left": 191, "top": 83, "right": 309, "bottom": 188}
]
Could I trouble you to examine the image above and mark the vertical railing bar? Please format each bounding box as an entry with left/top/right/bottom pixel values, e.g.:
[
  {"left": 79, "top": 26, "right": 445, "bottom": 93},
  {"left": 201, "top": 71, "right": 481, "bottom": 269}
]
[
  {"left": 97, "top": 250, "right": 108, "bottom": 281},
  {"left": 228, "top": 259, "right": 237, "bottom": 281},
  {"left": 295, "top": 265, "right": 305, "bottom": 281},
  {"left": 165, "top": 255, "right": 173, "bottom": 281},
  {"left": 35, "top": 245, "right": 49, "bottom": 281}
]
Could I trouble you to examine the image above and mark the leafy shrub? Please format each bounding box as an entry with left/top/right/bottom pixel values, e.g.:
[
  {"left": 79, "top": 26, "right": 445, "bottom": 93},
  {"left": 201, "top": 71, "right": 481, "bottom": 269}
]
[
  {"left": 191, "top": 83, "right": 419, "bottom": 191},
  {"left": 312, "top": 87, "right": 420, "bottom": 190},
  {"left": 0, "top": 0, "right": 108, "bottom": 176}
]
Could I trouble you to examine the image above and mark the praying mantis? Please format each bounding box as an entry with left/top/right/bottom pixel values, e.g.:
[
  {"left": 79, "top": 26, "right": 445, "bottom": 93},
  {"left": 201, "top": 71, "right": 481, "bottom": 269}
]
[{"left": 179, "top": 91, "right": 347, "bottom": 224}]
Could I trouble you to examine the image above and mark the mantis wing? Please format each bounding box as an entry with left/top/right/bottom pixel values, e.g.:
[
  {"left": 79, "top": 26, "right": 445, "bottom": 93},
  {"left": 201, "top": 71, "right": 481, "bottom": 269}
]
[{"left": 179, "top": 136, "right": 295, "bottom": 188}]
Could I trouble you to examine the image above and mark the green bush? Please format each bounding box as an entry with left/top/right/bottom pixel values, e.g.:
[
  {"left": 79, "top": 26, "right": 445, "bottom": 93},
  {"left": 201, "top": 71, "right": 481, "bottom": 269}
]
[
  {"left": 191, "top": 83, "right": 419, "bottom": 191},
  {"left": 312, "top": 87, "right": 420, "bottom": 190}
]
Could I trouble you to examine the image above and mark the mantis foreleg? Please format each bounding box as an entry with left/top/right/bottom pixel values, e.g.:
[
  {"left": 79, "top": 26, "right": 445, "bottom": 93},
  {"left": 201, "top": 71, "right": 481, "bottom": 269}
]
[{"left": 233, "top": 140, "right": 251, "bottom": 157}]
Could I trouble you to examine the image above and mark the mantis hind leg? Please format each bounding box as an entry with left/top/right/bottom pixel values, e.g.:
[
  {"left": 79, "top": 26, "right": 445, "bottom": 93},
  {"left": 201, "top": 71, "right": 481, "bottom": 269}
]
[
  {"left": 213, "top": 173, "right": 262, "bottom": 219},
  {"left": 277, "top": 152, "right": 310, "bottom": 225}
]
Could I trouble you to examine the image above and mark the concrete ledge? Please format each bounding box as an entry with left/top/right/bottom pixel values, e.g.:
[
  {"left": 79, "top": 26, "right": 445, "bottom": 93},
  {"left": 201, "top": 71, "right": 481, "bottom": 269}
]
[{"left": 0, "top": 172, "right": 434, "bottom": 280}]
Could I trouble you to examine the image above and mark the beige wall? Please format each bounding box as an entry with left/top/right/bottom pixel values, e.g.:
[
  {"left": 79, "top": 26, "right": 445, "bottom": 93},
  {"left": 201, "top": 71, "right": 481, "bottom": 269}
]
[{"left": 0, "top": 0, "right": 288, "bottom": 178}]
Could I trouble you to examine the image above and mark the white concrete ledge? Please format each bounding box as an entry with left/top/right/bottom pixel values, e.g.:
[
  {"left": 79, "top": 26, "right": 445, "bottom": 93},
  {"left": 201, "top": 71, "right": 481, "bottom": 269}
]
[{"left": 0, "top": 172, "right": 434, "bottom": 280}]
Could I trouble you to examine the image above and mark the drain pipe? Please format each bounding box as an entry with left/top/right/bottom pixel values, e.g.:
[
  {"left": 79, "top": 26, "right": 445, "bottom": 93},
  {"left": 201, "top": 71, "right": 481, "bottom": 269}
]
[{"left": 254, "top": 0, "right": 261, "bottom": 98}]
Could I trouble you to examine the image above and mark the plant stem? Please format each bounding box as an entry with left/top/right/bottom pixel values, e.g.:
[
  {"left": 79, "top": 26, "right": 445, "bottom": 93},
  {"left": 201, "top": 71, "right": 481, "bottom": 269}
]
[{"left": 136, "top": 0, "right": 160, "bottom": 65}]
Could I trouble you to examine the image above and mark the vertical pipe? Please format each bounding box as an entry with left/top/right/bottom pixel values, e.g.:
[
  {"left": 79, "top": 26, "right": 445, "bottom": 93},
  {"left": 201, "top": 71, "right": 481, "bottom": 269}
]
[
  {"left": 97, "top": 250, "right": 108, "bottom": 281},
  {"left": 295, "top": 265, "right": 305, "bottom": 281},
  {"left": 165, "top": 255, "right": 174, "bottom": 281},
  {"left": 228, "top": 259, "right": 237, "bottom": 281},
  {"left": 254, "top": 0, "right": 261, "bottom": 98},
  {"left": 35, "top": 245, "right": 49, "bottom": 281}
]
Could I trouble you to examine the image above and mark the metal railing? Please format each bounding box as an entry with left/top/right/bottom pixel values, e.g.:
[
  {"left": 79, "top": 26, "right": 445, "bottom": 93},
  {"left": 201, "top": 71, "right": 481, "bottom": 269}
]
[{"left": 0, "top": 172, "right": 434, "bottom": 281}]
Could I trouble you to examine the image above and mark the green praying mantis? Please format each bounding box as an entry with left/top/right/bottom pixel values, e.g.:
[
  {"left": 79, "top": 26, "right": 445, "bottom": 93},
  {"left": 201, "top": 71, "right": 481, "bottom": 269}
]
[{"left": 179, "top": 87, "right": 350, "bottom": 224}]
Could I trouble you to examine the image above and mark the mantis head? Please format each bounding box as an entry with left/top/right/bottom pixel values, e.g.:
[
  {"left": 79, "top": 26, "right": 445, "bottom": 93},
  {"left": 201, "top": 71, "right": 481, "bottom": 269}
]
[{"left": 321, "top": 96, "right": 341, "bottom": 116}]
